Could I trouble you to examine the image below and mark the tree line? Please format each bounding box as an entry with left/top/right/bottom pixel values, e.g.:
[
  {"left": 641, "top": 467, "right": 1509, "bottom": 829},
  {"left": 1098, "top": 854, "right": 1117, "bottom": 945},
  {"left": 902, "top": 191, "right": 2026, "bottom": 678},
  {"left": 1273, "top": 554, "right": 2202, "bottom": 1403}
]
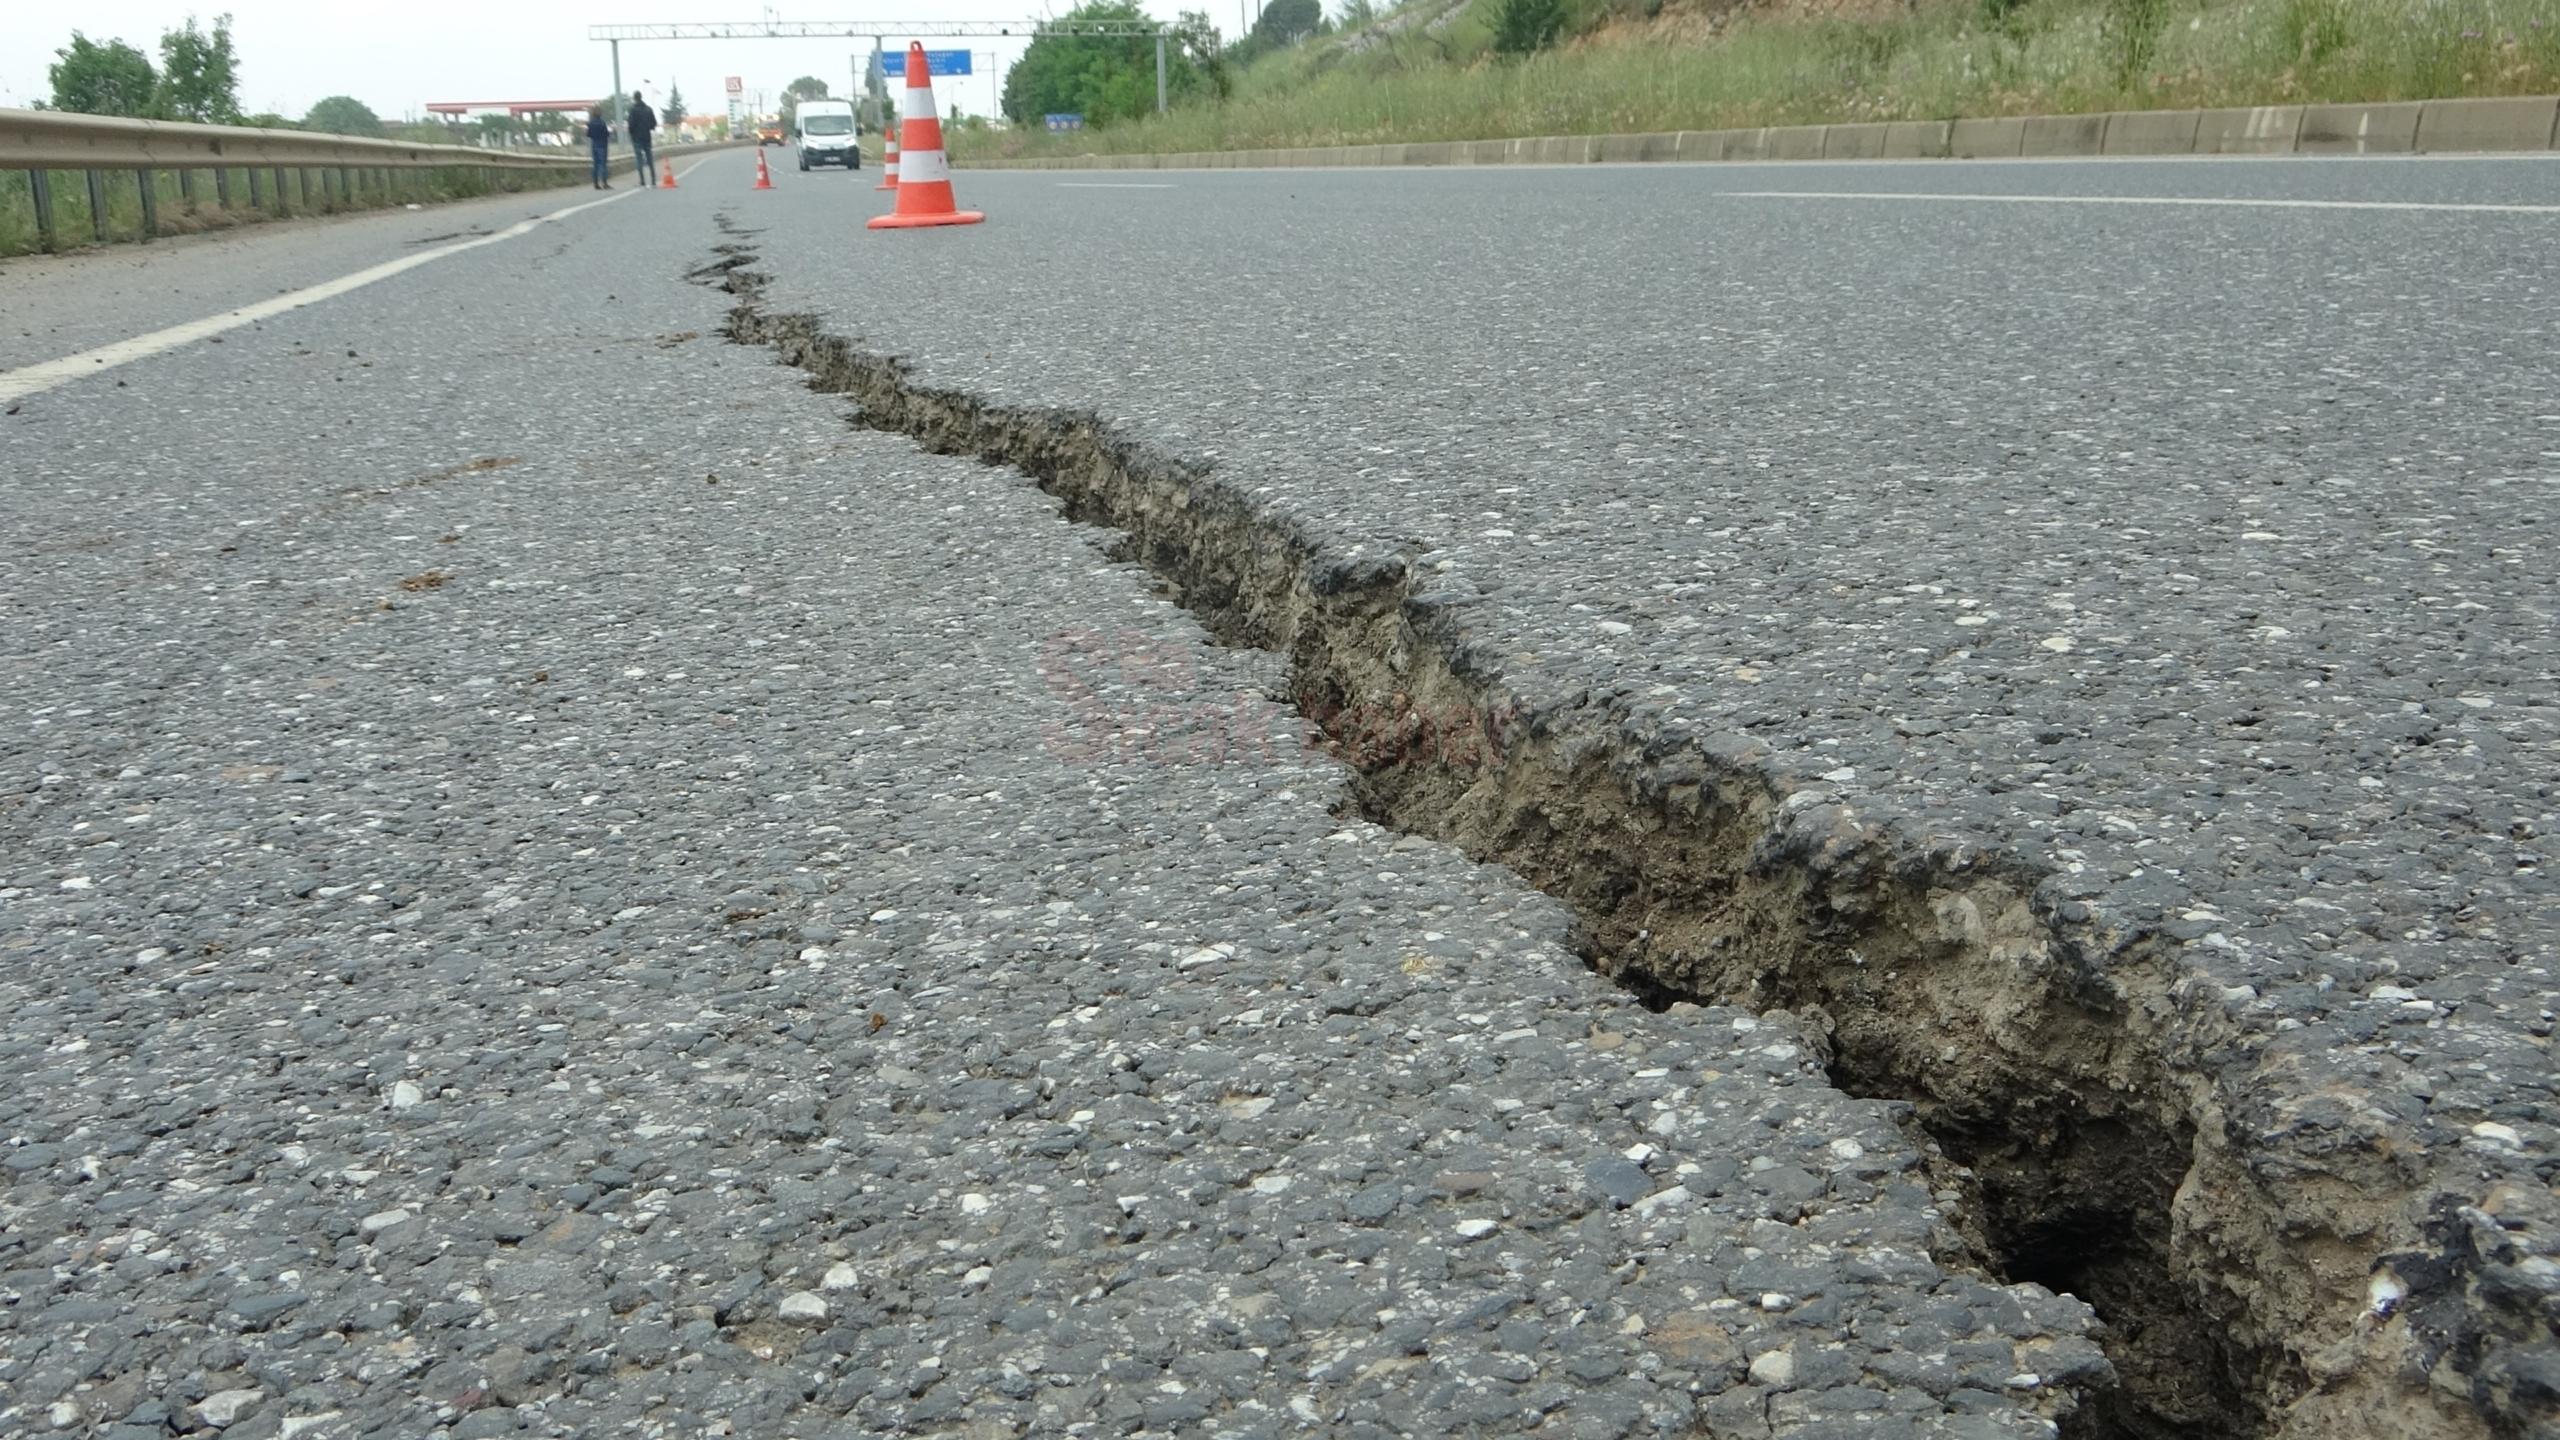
[
  {"left": 40, "top": 14, "right": 694, "bottom": 146},
  {"left": 44, "top": 14, "right": 245, "bottom": 125},
  {"left": 989, "top": 0, "right": 1591, "bottom": 135},
  {"left": 998, "top": 2, "right": 1229, "bottom": 129},
  {"left": 995, "top": 0, "right": 1360, "bottom": 131}
]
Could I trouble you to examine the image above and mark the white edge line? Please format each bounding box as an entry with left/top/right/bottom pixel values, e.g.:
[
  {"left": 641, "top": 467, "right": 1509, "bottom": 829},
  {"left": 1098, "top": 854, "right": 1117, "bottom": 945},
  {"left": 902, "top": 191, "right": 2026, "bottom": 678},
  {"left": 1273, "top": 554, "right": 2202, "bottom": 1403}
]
[
  {"left": 982, "top": 151, "right": 2560, "bottom": 175},
  {"left": 1724, "top": 189, "right": 2560, "bottom": 214},
  {"left": 1055, "top": 182, "right": 1176, "bottom": 188},
  {"left": 0, "top": 156, "right": 719, "bottom": 406}
]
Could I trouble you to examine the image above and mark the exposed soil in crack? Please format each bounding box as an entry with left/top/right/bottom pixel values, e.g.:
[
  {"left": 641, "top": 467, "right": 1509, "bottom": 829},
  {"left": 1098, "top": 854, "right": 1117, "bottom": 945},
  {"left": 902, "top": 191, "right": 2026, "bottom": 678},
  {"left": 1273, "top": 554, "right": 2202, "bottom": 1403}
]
[{"left": 692, "top": 222, "right": 2509, "bottom": 1440}]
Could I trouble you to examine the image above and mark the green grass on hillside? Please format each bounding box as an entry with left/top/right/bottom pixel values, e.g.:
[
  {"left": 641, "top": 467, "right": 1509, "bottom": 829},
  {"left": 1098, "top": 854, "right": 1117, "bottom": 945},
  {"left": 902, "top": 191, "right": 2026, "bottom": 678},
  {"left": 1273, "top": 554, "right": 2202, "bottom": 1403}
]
[{"left": 955, "top": 0, "right": 2560, "bottom": 159}]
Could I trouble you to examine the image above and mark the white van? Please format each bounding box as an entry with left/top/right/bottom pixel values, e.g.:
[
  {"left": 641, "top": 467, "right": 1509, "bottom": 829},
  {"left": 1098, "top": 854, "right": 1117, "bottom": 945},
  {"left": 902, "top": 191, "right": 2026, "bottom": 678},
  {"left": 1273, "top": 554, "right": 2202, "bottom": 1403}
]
[{"left": 795, "top": 100, "right": 861, "bottom": 172}]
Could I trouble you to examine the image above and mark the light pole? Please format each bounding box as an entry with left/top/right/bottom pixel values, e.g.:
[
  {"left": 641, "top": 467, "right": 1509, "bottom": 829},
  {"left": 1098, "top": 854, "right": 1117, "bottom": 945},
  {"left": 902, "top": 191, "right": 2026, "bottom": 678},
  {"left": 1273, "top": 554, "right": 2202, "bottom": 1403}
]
[{"left": 870, "top": 37, "right": 888, "bottom": 132}]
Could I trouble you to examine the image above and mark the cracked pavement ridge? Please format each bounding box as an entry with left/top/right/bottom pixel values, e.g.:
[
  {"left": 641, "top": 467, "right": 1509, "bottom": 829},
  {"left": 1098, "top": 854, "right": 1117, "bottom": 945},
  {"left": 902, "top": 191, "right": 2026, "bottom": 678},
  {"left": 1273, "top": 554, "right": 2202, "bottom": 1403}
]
[
  {"left": 723, "top": 163, "right": 2560, "bottom": 1440},
  {"left": 0, "top": 174, "right": 2104, "bottom": 1438}
]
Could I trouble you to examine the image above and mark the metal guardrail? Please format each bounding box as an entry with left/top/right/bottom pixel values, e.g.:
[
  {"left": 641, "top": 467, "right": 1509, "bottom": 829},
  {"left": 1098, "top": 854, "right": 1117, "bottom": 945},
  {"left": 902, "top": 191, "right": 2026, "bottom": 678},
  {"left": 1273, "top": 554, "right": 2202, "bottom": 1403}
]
[
  {"left": 0, "top": 106, "right": 586, "bottom": 172},
  {"left": 1, "top": 105, "right": 598, "bottom": 254}
]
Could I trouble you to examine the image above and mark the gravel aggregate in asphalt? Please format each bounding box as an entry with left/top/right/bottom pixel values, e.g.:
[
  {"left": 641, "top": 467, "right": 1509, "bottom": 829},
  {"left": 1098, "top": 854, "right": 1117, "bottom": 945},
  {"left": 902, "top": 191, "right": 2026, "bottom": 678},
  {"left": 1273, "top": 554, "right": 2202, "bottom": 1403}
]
[
  {"left": 0, "top": 156, "right": 2113, "bottom": 1439},
  {"left": 727, "top": 157, "right": 2560, "bottom": 1437}
]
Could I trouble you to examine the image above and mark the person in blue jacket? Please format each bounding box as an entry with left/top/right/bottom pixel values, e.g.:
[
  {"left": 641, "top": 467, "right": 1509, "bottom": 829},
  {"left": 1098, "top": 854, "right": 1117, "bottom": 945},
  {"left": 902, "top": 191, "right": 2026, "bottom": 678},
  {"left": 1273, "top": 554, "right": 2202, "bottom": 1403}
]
[{"left": 585, "top": 104, "right": 612, "bottom": 189}]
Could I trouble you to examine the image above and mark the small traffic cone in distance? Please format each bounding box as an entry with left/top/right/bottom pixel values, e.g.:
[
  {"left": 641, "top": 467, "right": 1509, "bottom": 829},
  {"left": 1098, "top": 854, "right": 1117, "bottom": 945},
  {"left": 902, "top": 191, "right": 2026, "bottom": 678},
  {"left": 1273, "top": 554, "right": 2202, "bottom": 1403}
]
[
  {"left": 659, "top": 159, "right": 677, "bottom": 189},
  {"left": 869, "top": 43, "right": 981, "bottom": 230},
  {"left": 753, "top": 148, "right": 776, "bottom": 190},
  {"left": 875, "top": 130, "right": 898, "bottom": 192}
]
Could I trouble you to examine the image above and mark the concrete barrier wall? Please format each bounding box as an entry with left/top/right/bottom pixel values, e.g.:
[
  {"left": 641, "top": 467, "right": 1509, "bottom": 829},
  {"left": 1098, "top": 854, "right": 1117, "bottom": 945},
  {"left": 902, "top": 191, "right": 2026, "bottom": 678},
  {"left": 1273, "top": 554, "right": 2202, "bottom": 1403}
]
[
  {"left": 2298, "top": 100, "right": 2425, "bottom": 153},
  {"left": 1884, "top": 120, "right": 1953, "bottom": 158},
  {"left": 2019, "top": 113, "right": 2108, "bottom": 156},
  {"left": 2101, "top": 109, "right": 2203, "bottom": 155},
  {"left": 1709, "top": 129, "right": 1761, "bottom": 161},
  {"left": 1949, "top": 117, "right": 2025, "bottom": 158},
  {"left": 978, "top": 94, "right": 2556, "bottom": 170},
  {"left": 1823, "top": 122, "right": 1894, "bottom": 160},
  {"left": 1763, "top": 125, "right": 1826, "bottom": 160},
  {"left": 2195, "top": 106, "right": 2302, "bottom": 153},
  {"left": 2415, "top": 95, "right": 2560, "bottom": 152}
]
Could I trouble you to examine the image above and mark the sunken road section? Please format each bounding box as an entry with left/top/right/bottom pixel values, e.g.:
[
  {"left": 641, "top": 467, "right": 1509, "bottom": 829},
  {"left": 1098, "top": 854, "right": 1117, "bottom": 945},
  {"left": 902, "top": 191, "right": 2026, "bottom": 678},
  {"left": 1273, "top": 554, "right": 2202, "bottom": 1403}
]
[{"left": 704, "top": 229, "right": 2560, "bottom": 1440}]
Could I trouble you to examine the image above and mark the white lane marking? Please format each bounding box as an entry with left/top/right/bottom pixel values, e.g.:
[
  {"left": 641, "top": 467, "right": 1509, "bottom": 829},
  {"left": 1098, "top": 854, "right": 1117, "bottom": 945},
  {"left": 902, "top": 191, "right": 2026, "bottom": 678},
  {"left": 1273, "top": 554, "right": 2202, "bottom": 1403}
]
[
  {"left": 1726, "top": 189, "right": 2560, "bottom": 214},
  {"left": 0, "top": 157, "right": 718, "bottom": 405},
  {"left": 1004, "top": 151, "right": 2560, "bottom": 176},
  {"left": 1056, "top": 182, "right": 1175, "bottom": 188}
]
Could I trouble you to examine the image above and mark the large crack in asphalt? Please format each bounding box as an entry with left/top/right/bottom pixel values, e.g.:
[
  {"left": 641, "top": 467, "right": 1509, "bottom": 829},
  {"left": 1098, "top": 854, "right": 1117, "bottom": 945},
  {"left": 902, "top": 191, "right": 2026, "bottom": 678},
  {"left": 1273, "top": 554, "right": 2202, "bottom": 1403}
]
[{"left": 689, "top": 226, "right": 2476, "bottom": 1440}]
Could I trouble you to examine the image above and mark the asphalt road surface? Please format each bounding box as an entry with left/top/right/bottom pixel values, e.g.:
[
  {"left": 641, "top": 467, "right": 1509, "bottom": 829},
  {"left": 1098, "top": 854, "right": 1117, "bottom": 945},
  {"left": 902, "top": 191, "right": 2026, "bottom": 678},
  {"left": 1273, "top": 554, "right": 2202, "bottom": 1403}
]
[{"left": 0, "top": 147, "right": 2552, "bottom": 1440}]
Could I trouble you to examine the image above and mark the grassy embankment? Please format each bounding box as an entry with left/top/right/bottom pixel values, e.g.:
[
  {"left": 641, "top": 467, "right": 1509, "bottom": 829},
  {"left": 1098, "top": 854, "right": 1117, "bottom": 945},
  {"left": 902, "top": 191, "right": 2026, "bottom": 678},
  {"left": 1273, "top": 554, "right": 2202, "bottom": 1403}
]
[{"left": 952, "top": 0, "right": 2560, "bottom": 161}]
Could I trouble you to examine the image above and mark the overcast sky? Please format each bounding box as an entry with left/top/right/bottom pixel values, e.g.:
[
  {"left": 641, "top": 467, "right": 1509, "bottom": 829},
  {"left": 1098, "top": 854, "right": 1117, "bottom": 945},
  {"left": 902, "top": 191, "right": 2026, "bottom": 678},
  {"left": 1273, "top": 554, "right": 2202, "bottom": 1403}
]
[{"left": 0, "top": 2, "right": 1217, "bottom": 124}]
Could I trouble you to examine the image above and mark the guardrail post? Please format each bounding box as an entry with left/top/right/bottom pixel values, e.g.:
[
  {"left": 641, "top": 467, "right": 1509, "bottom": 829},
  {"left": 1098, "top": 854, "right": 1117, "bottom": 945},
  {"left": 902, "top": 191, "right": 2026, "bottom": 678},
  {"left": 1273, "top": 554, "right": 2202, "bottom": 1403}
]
[
  {"left": 272, "top": 167, "right": 289, "bottom": 216},
  {"left": 85, "top": 168, "right": 107, "bottom": 243},
  {"left": 339, "top": 166, "right": 352, "bottom": 208},
  {"left": 215, "top": 166, "right": 232, "bottom": 208},
  {"left": 178, "top": 168, "right": 195, "bottom": 208},
  {"left": 247, "top": 166, "right": 263, "bottom": 211},
  {"left": 137, "top": 170, "right": 158, "bottom": 242},
  {"left": 295, "top": 168, "right": 310, "bottom": 210},
  {"left": 29, "top": 170, "right": 57, "bottom": 252}
]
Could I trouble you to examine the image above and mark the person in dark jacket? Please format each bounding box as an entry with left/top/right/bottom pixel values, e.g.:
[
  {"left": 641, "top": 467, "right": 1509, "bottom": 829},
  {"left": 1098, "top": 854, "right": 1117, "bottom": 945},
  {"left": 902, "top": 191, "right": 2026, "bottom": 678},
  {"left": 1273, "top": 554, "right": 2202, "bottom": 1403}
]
[
  {"left": 585, "top": 104, "right": 612, "bottom": 188},
  {"left": 626, "top": 93, "right": 657, "bottom": 188}
]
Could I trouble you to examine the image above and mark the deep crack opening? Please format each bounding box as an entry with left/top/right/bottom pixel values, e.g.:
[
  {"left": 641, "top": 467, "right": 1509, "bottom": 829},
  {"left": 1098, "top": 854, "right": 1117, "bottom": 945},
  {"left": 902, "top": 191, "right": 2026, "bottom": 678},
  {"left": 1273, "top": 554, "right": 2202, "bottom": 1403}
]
[
  {"left": 1925, "top": 1107, "right": 2235, "bottom": 1440},
  {"left": 1342, "top": 749, "right": 2261, "bottom": 1440},
  {"left": 696, "top": 240, "right": 2317, "bottom": 1440}
]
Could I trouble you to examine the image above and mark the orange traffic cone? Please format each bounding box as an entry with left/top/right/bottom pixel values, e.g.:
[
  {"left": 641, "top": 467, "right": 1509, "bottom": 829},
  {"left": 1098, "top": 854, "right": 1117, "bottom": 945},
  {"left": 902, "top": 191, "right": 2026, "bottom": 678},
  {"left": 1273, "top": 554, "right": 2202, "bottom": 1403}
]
[
  {"left": 875, "top": 129, "right": 898, "bottom": 192},
  {"left": 869, "top": 44, "right": 981, "bottom": 230},
  {"left": 752, "top": 148, "right": 776, "bottom": 190},
  {"left": 659, "top": 159, "right": 677, "bottom": 190}
]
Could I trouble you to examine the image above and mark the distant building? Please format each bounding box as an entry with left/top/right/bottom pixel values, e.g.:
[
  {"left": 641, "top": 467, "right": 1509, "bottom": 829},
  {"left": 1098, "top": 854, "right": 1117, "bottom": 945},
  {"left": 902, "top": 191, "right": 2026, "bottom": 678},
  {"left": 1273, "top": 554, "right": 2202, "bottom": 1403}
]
[
  {"left": 424, "top": 99, "right": 607, "bottom": 121},
  {"left": 424, "top": 98, "right": 600, "bottom": 148}
]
